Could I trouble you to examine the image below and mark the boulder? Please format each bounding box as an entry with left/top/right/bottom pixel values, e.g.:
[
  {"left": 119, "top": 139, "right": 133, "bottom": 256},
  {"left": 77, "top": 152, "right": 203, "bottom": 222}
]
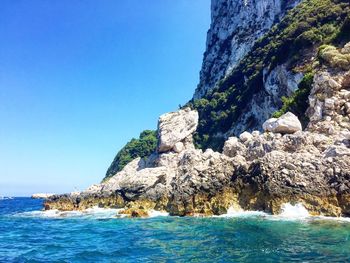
[
  {"left": 157, "top": 108, "right": 198, "bottom": 153},
  {"left": 239, "top": 131, "right": 253, "bottom": 142},
  {"left": 263, "top": 112, "right": 302, "bottom": 134}
]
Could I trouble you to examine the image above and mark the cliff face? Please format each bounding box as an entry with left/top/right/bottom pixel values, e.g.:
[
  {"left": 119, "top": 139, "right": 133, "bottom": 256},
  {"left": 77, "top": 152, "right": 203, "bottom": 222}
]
[
  {"left": 194, "top": 0, "right": 300, "bottom": 99},
  {"left": 45, "top": 1, "right": 350, "bottom": 218},
  {"left": 45, "top": 48, "right": 350, "bottom": 217},
  {"left": 191, "top": 0, "right": 350, "bottom": 150}
]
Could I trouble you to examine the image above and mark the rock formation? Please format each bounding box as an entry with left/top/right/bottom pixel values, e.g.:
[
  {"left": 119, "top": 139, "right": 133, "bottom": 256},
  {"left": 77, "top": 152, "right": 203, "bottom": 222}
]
[
  {"left": 157, "top": 108, "right": 198, "bottom": 153},
  {"left": 45, "top": 45, "right": 350, "bottom": 217},
  {"left": 194, "top": 0, "right": 300, "bottom": 99}
]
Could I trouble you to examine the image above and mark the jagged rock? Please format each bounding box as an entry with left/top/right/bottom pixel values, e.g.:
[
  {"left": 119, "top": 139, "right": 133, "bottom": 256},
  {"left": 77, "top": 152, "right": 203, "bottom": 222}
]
[
  {"left": 263, "top": 112, "right": 302, "bottom": 134},
  {"left": 324, "top": 145, "right": 350, "bottom": 158},
  {"left": 157, "top": 108, "right": 198, "bottom": 153},
  {"left": 239, "top": 131, "right": 253, "bottom": 142},
  {"left": 223, "top": 137, "right": 246, "bottom": 157}
]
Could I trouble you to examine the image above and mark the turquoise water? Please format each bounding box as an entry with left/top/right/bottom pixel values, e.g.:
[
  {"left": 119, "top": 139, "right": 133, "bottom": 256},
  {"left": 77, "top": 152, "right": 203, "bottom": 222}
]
[{"left": 1, "top": 198, "right": 350, "bottom": 262}]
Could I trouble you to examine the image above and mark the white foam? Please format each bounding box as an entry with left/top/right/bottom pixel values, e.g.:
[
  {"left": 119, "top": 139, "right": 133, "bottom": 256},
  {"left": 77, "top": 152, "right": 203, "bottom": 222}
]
[
  {"left": 316, "top": 216, "right": 350, "bottom": 222},
  {"left": 0, "top": 196, "right": 13, "bottom": 200},
  {"left": 216, "top": 206, "right": 268, "bottom": 218},
  {"left": 13, "top": 203, "right": 350, "bottom": 222},
  {"left": 278, "top": 203, "right": 310, "bottom": 219},
  {"left": 148, "top": 210, "right": 169, "bottom": 217},
  {"left": 16, "top": 206, "right": 124, "bottom": 219}
]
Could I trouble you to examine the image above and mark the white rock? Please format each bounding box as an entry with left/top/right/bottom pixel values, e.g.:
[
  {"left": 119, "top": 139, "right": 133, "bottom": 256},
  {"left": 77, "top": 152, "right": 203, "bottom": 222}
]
[
  {"left": 262, "top": 118, "right": 278, "bottom": 132},
  {"left": 223, "top": 137, "right": 246, "bottom": 157},
  {"left": 85, "top": 184, "right": 103, "bottom": 194},
  {"left": 31, "top": 193, "right": 55, "bottom": 199},
  {"left": 324, "top": 98, "right": 335, "bottom": 109},
  {"left": 239, "top": 131, "right": 253, "bottom": 142},
  {"left": 328, "top": 78, "right": 341, "bottom": 90},
  {"left": 341, "top": 42, "right": 350, "bottom": 54},
  {"left": 252, "top": 130, "right": 260, "bottom": 137},
  {"left": 173, "top": 142, "right": 184, "bottom": 153},
  {"left": 263, "top": 112, "right": 302, "bottom": 134},
  {"left": 157, "top": 108, "right": 198, "bottom": 153}
]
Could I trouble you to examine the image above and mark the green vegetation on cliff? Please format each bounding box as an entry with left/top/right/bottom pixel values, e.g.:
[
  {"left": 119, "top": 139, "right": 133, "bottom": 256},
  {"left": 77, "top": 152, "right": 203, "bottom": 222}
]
[
  {"left": 188, "top": 0, "right": 350, "bottom": 151},
  {"left": 272, "top": 72, "right": 314, "bottom": 127},
  {"left": 104, "top": 0, "right": 350, "bottom": 176},
  {"left": 104, "top": 130, "right": 157, "bottom": 180}
]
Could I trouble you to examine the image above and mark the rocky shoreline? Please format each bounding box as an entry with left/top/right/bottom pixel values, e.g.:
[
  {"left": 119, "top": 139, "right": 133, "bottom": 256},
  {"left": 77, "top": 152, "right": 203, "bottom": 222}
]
[{"left": 45, "top": 44, "right": 350, "bottom": 218}]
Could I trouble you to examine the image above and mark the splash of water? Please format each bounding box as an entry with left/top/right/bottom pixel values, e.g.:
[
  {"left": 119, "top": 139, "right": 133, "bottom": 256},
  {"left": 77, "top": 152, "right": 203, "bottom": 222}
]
[
  {"left": 279, "top": 203, "right": 310, "bottom": 219},
  {"left": 148, "top": 210, "right": 169, "bottom": 217},
  {"left": 16, "top": 206, "right": 170, "bottom": 219},
  {"left": 216, "top": 206, "right": 268, "bottom": 218},
  {"left": 16, "top": 207, "right": 124, "bottom": 219}
]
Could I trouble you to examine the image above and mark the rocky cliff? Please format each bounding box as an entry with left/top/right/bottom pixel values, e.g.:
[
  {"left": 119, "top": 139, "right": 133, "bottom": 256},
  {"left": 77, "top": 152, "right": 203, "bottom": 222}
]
[
  {"left": 45, "top": 2, "right": 350, "bottom": 218},
  {"left": 191, "top": 0, "right": 350, "bottom": 150},
  {"left": 194, "top": 0, "right": 300, "bottom": 99},
  {"left": 45, "top": 43, "right": 350, "bottom": 217}
]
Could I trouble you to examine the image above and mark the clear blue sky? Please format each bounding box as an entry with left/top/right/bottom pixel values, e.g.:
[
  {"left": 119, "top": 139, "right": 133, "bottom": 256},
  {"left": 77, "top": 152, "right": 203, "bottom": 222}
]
[{"left": 0, "top": 0, "right": 211, "bottom": 196}]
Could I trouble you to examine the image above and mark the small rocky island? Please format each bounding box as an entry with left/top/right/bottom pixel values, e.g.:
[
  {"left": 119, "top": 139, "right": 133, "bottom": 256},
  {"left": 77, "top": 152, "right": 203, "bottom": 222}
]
[{"left": 45, "top": 45, "right": 350, "bottom": 217}]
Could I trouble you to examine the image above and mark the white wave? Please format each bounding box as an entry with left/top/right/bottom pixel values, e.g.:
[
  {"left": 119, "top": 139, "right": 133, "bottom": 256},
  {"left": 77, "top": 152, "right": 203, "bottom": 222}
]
[
  {"left": 216, "top": 206, "right": 268, "bottom": 218},
  {"left": 278, "top": 203, "right": 310, "bottom": 219},
  {"left": 214, "top": 203, "right": 350, "bottom": 223},
  {"left": 311, "top": 215, "right": 350, "bottom": 223},
  {"left": 16, "top": 206, "right": 125, "bottom": 219},
  {"left": 0, "top": 196, "right": 13, "bottom": 200},
  {"left": 148, "top": 210, "right": 169, "bottom": 217},
  {"left": 13, "top": 203, "right": 350, "bottom": 222}
]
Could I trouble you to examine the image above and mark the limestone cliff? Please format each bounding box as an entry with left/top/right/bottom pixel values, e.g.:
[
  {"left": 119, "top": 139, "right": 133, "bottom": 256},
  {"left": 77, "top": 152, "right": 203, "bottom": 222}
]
[
  {"left": 194, "top": 0, "right": 300, "bottom": 99},
  {"left": 45, "top": 43, "right": 350, "bottom": 217},
  {"left": 191, "top": 0, "right": 350, "bottom": 150},
  {"left": 45, "top": 2, "right": 350, "bottom": 218}
]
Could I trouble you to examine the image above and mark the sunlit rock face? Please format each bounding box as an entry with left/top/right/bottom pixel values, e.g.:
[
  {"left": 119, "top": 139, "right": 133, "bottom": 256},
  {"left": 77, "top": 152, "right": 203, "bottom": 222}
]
[
  {"left": 157, "top": 108, "right": 198, "bottom": 153},
  {"left": 194, "top": 0, "right": 300, "bottom": 99}
]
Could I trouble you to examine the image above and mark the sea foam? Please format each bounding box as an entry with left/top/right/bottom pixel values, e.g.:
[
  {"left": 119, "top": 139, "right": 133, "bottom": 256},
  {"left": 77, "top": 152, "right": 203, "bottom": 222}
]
[
  {"left": 278, "top": 203, "right": 310, "bottom": 219},
  {"left": 16, "top": 207, "right": 170, "bottom": 219},
  {"left": 148, "top": 210, "right": 169, "bottom": 217},
  {"left": 216, "top": 206, "right": 268, "bottom": 218},
  {"left": 14, "top": 203, "right": 350, "bottom": 222},
  {"left": 16, "top": 207, "right": 125, "bottom": 219}
]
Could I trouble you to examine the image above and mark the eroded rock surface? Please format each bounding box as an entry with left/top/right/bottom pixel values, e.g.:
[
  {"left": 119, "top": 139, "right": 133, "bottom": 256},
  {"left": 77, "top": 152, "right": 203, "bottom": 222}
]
[
  {"left": 157, "top": 108, "right": 198, "bottom": 153},
  {"left": 46, "top": 43, "right": 350, "bottom": 218},
  {"left": 194, "top": 0, "right": 301, "bottom": 99}
]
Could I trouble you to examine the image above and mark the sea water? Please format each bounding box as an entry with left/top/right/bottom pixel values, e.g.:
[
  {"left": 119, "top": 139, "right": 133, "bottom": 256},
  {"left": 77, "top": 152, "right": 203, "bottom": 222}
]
[{"left": 1, "top": 198, "right": 350, "bottom": 262}]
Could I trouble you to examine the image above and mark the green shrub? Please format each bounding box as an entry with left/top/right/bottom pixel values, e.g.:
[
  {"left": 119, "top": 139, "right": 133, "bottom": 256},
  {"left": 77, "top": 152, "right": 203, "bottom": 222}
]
[
  {"left": 272, "top": 72, "right": 315, "bottom": 127},
  {"left": 318, "top": 44, "right": 350, "bottom": 69},
  {"left": 104, "top": 130, "right": 158, "bottom": 181}
]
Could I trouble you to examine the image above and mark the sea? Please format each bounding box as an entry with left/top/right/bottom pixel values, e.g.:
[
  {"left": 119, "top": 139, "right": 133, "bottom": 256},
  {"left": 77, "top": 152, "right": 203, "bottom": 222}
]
[{"left": 1, "top": 197, "right": 350, "bottom": 262}]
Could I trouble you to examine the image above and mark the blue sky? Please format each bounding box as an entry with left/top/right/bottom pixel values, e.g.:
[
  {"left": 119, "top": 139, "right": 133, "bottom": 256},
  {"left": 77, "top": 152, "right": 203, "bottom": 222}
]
[{"left": 0, "top": 0, "right": 211, "bottom": 196}]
